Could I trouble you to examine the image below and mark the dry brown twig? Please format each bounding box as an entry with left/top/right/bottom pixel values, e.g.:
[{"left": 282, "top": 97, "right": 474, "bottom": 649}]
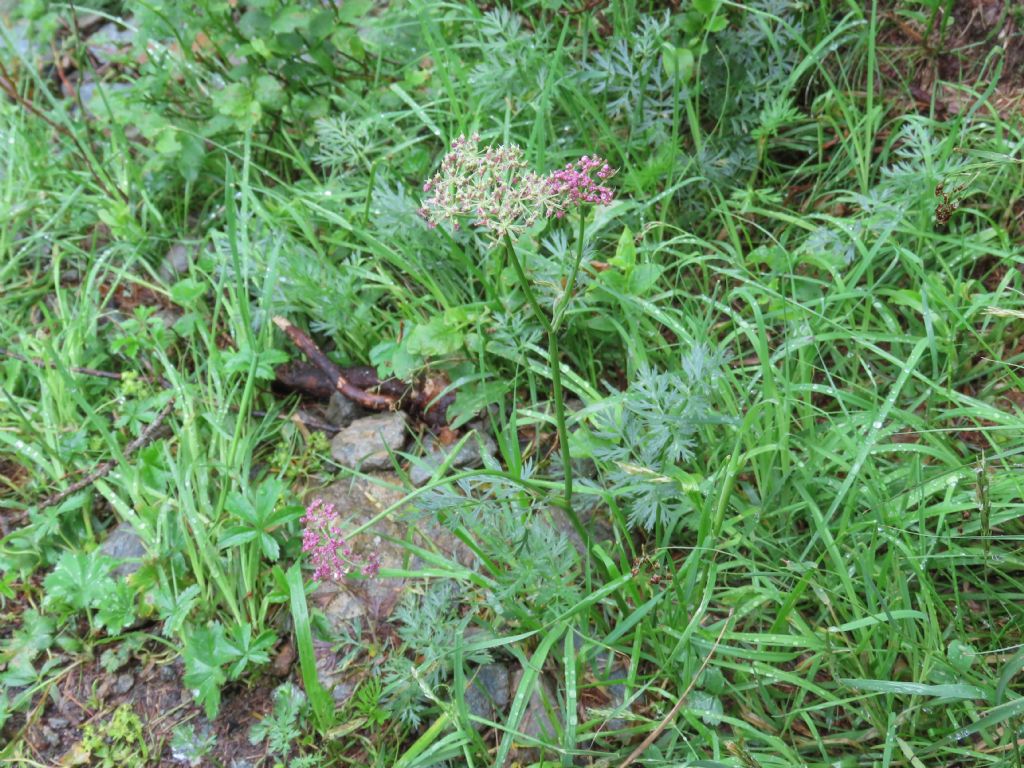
[
  {"left": 34, "top": 397, "right": 176, "bottom": 514},
  {"left": 616, "top": 608, "right": 734, "bottom": 768},
  {"left": 273, "top": 316, "right": 398, "bottom": 412},
  {"left": 0, "top": 58, "right": 129, "bottom": 204},
  {"left": 1, "top": 347, "right": 129, "bottom": 381}
]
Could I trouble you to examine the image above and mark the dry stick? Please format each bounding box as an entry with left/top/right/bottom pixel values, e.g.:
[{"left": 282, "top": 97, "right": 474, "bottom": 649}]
[
  {"left": 251, "top": 408, "right": 340, "bottom": 435},
  {"left": 1, "top": 347, "right": 337, "bottom": 429},
  {"left": 35, "top": 397, "right": 176, "bottom": 513},
  {"left": 0, "top": 59, "right": 129, "bottom": 204},
  {"left": 616, "top": 609, "right": 734, "bottom": 768},
  {"left": 0, "top": 347, "right": 171, "bottom": 390},
  {"left": 272, "top": 316, "right": 398, "bottom": 411},
  {"left": 0, "top": 347, "right": 125, "bottom": 381}
]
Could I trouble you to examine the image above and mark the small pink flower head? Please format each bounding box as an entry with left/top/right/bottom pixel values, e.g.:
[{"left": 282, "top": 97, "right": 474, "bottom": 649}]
[
  {"left": 544, "top": 154, "right": 617, "bottom": 208},
  {"left": 301, "top": 498, "right": 381, "bottom": 581}
]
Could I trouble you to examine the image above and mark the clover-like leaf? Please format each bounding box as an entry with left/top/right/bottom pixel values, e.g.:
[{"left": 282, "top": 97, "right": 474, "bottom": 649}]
[
  {"left": 183, "top": 624, "right": 232, "bottom": 719},
  {"left": 222, "top": 622, "right": 277, "bottom": 681},
  {"left": 96, "top": 581, "right": 139, "bottom": 635},
  {"left": 43, "top": 551, "right": 115, "bottom": 614}
]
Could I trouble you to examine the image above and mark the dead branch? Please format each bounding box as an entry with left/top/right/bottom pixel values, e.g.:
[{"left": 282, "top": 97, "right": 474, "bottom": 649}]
[
  {"left": 273, "top": 316, "right": 398, "bottom": 412},
  {"left": 273, "top": 360, "right": 457, "bottom": 430},
  {"left": 0, "top": 58, "right": 129, "bottom": 204},
  {"left": 251, "top": 408, "right": 341, "bottom": 435},
  {"left": 34, "top": 397, "right": 176, "bottom": 513},
  {"left": 616, "top": 609, "right": 733, "bottom": 768},
  {"left": 1, "top": 347, "right": 127, "bottom": 381}
]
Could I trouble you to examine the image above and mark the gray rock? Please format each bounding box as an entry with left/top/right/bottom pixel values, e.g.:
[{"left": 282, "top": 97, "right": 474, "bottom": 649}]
[
  {"left": 312, "top": 638, "right": 361, "bottom": 708},
  {"left": 508, "top": 670, "right": 563, "bottom": 763},
  {"left": 570, "top": 456, "right": 599, "bottom": 480},
  {"left": 331, "top": 678, "right": 357, "bottom": 705},
  {"left": 100, "top": 522, "right": 147, "bottom": 580},
  {"left": 565, "top": 398, "right": 586, "bottom": 413},
  {"left": 313, "top": 639, "right": 344, "bottom": 695},
  {"left": 547, "top": 506, "right": 614, "bottom": 559},
  {"left": 325, "top": 392, "right": 367, "bottom": 429},
  {"left": 41, "top": 725, "right": 60, "bottom": 748},
  {"left": 154, "top": 307, "right": 183, "bottom": 330},
  {"left": 113, "top": 672, "right": 135, "bottom": 695},
  {"left": 310, "top": 472, "right": 476, "bottom": 621},
  {"left": 311, "top": 581, "right": 367, "bottom": 634},
  {"left": 594, "top": 661, "right": 630, "bottom": 731},
  {"left": 78, "top": 81, "right": 131, "bottom": 115},
  {"left": 330, "top": 412, "right": 408, "bottom": 471},
  {"left": 3, "top": 20, "right": 34, "bottom": 60},
  {"left": 89, "top": 22, "right": 137, "bottom": 59},
  {"left": 159, "top": 242, "right": 196, "bottom": 281},
  {"left": 584, "top": 651, "right": 640, "bottom": 734},
  {"left": 464, "top": 664, "right": 510, "bottom": 727},
  {"left": 408, "top": 429, "right": 498, "bottom": 486}
]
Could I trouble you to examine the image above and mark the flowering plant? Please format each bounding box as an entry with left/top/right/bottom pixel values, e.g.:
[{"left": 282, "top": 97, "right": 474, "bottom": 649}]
[
  {"left": 420, "top": 134, "right": 617, "bottom": 540},
  {"left": 301, "top": 498, "right": 381, "bottom": 580},
  {"left": 419, "top": 134, "right": 615, "bottom": 241}
]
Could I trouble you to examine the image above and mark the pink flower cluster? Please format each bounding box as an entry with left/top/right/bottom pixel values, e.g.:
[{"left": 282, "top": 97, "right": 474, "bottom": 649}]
[
  {"left": 418, "top": 134, "right": 616, "bottom": 243},
  {"left": 301, "top": 498, "right": 381, "bottom": 581},
  {"left": 544, "top": 156, "right": 615, "bottom": 216}
]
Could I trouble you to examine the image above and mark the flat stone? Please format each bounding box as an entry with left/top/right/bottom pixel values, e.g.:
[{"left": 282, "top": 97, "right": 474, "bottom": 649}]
[
  {"left": 41, "top": 725, "right": 59, "bottom": 748},
  {"left": 581, "top": 651, "right": 641, "bottom": 736},
  {"left": 89, "top": 22, "right": 136, "bottom": 59},
  {"left": 155, "top": 307, "right": 183, "bottom": 329},
  {"left": 593, "top": 659, "right": 630, "bottom": 732},
  {"left": 113, "top": 672, "right": 135, "bottom": 695},
  {"left": 310, "top": 473, "right": 476, "bottom": 621},
  {"left": 159, "top": 242, "right": 196, "bottom": 281},
  {"left": 330, "top": 412, "right": 408, "bottom": 471},
  {"left": 331, "top": 678, "right": 357, "bottom": 705},
  {"left": 99, "top": 522, "right": 147, "bottom": 580},
  {"left": 464, "top": 664, "right": 510, "bottom": 728},
  {"left": 325, "top": 392, "right": 367, "bottom": 429},
  {"left": 547, "top": 506, "right": 614, "bottom": 559},
  {"left": 312, "top": 638, "right": 361, "bottom": 707},
  {"left": 508, "top": 670, "right": 563, "bottom": 763},
  {"left": 313, "top": 639, "right": 342, "bottom": 692},
  {"left": 408, "top": 429, "right": 498, "bottom": 486},
  {"left": 310, "top": 581, "right": 367, "bottom": 634}
]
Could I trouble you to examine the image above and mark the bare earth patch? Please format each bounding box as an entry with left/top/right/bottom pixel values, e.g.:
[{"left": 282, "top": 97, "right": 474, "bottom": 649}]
[{"left": 880, "top": 0, "right": 1024, "bottom": 119}]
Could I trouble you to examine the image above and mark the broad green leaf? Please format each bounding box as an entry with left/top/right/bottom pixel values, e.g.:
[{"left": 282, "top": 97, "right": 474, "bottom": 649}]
[
  {"left": 43, "top": 551, "right": 114, "bottom": 613},
  {"left": 611, "top": 226, "right": 636, "bottom": 270},
  {"left": 170, "top": 278, "right": 207, "bottom": 307},
  {"left": 254, "top": 75, "right": 285, "bottom": 109},
  {"left": 183, "top": 624, "right": 231, "bottom": 719}
]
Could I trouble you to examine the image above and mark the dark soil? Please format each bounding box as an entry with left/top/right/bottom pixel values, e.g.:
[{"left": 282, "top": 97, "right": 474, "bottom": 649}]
[
  {"left": 879, "top": 0, "right": 1024, "bottom": 118},
  {"left": 11, "top": 648, "right": 277, "bottom": 767}
]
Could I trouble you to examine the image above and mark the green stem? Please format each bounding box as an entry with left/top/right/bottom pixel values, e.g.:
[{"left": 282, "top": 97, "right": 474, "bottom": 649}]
[
  {"left": 502, "top": 233, "right": 588, "bottom": 549},
  {"left": 553, "top": 206, "right": 587, "bottom": 331}
]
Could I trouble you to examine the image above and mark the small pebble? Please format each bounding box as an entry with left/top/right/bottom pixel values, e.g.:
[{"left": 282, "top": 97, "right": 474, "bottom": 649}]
[{"left": 114, "top": 672, "right": 135, "bottom": 695}]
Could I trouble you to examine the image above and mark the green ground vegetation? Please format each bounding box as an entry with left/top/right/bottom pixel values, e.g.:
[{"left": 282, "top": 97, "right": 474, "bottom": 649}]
[{"left": 2, "top": 0, "right": 1024, "bottom": 766}]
